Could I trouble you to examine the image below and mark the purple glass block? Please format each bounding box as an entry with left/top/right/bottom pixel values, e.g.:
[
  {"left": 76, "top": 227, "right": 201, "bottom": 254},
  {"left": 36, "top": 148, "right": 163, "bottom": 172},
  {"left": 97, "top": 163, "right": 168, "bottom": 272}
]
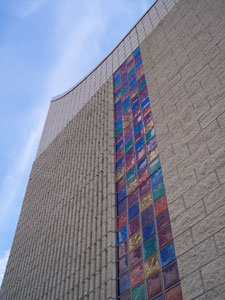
[
  {"left": 139, "top": 86, "right": 148, "bottom": 102},
  {"left": 128, "top": 202, "right": 139, "bottom": 221},
  {"left": 152, "top": 294, "right": 165, "bottom": 300},
  {"left": 156, "top": 209, "right": 170, "bottom": 231},
  {"left": 142, "top": 219, "right": 155, "bottom": 242},
  {"left": 118, "top": 273, "right": 130, "bottom": 296},
  {"left": 143, "top": 104, "right": 151, "bottom": 117},
  {"left": 117, "top": 199, "right": 127, "bottom": 216},
  {"left": 144, "top": 111, "right": 153, "bottom": 125},
  {"left": 131, "top": 94, "right": 139, "bottom": 106},
  {"left": 132, "top": 100, "right": 140, "bottom": 112},
  {"left": 139, "top": 179, "right": 151, "bottom": 198},
  {"left": 115, "top": 108, "right": 122, "bottom": 122},
  {"left": 118, "top": 240, "right": 128, "bottom": 259},
  {"left": 115, "top": 131, "right": 123, "bottom": 144},
  {"left": 135, "top": 137, "right": 145, "bottom": 153},
  {"left": 158, "top": 224, "right": 173, "bottom": 249},
  {"left": 130, "top": 82, "right": 138, "bottom": 94},
  {"left": 115, "top": 98, "right": 122, "bottom": 110},
  {"left": 116, "top": 139, "right": 124, "bottom": 153},
  {"left": 133, "top": 106, "right": 141, "bottom": 119},
  {"left": 117, "top": 186, "right": 126, "bottom": 204},
  {"left": 160, "top": 242, "right": 176, "bottom": 268},
  {"left": 129, "top": 216, "right": 140, "bottom": 235},
  {"left": 124, "top": 122, "right": 133, "bottom": 136},
  {"left": 151, "top": 168, "right": 163, "bottom": 187},
  {"left": 141, "top": 205, "right": 154, "bottom": 226},
  {"left": 125, "top": 147, "right": 134, "bottom": 162},
  {"left": 124, "top": 130, "right": 133, "bottom": 144},
  {"left": 134, "top": 129, "right": 143, "bottom": 143},
  {"left": 133, "top": 114, "right": 142, "bottom": 127},
  {"left": 137, "top": 157, "right": 148, "bottom": 173},
  {"left": 129, "top": 246, "right": 142, "bottom": 268},
  {"left": 116, "top": 176, "right": 125, "bottom": 193},
  {"left": 128, "top": 189, "right": 139, "bottom": 208},
  {"left": 146, "top": 137, "right": 157, "bottom": 153},
  {"left": 163, "top": 261, "right": 180, "bottom": 289},
  {"left": 118, "top": 255, "right": 129, "bottom": 276},
  {"left": 116, "top": 148, "right": 124, "bottom": 162},
  {"left": 116, "top": 156, "right": 124, "bottom": 171},
  {"left": 136, "top": 147, "right": 146, "bottom": 162},
  {"left": 141, "top": 98, "right": 150, "bottom": 111},
  {"left": 147, "top": 272, "right": 163, "bottom": 300}
]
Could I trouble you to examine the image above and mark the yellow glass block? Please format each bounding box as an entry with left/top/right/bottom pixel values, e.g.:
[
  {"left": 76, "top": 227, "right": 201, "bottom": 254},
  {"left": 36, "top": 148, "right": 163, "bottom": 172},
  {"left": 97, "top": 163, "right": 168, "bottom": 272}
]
[
  {"left": 147, "top": 148, "right": 160, "bottom": 164},
  {"left": 144, "top": 253, "right": 161, "bottom": 279},
  {"left": 129, "top": 231, "right": 142, "bottom": 252},
  {"left": 140, "top": 193, "right": 153, "bottom": 212},
  {"left": 127, "top": 178, "right": 138, "bottom": 195},
  {"left": 144, "top": 121, "right": 154, "bottom": 134},
  {"left": 116, "top": 167, "right": 124, "bottom": 181},
  {"left": 130, "top": 89, "right": 138, "bottom": 99},
  {"left": 114, "top": 94, "right": 121, "bottom": 104},
  {"left": 123, "top": 116, "right": 133, "bottom": 128}
]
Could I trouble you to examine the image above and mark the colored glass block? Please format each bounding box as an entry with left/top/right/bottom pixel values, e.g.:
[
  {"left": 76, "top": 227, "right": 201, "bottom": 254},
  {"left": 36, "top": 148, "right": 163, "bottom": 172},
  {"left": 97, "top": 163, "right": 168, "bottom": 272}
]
[
  {"left": 133, "top": 113, "right": 142, "bottom": 127},
  {"left": 129, "top": 216, "right": 140, "bottom": 235},
  {"left": 128, "top": 68, "right": 135, "bottom": 78},
  {"left": 128, "top": 189, "right": 139, "bottom": 208},
  {"left": 151, "top": 168, "right": 163, "bottom": 188},
  {"left": 153, "top": 181, "right": 166, "bottom": 202},
  {"left": 160, "top": 242, "right": 176, "bottom": 268},
  {"left": 126, "top": 155, "right": 136, "bottom": 172},
  {"left": 142, "top": 220, "right": 155, "bottom": 242},
  {"left": 114, "top": 88, "right": 121, "bottom": 98},
  {"left": 139, "top": 179, "right": 151, "bottom": 198},
  {"left": 149, "top": 157, "right": 161, "bottom": 175},
  {"left": 141, "top": 205, "right": 154, "bottom": 226},
  {"left": 117, "top": 186, "right": 126, "bottom": 204},
  {"left": 148, "top": 148, "right": 160, "bottom": 164},
  {"left": 135, "top": 137, "right": 144, "bottom": 153},
  {"left": 129, "top": 246, "right": 142, "bottom": 268},
  {"left": 131, "top": 282, "right": 146, "bottom": 300},
  {"left": 116, "top": 156, "right": 125, "bottom": 171},
  {"left": 115, "top": 98, "right": 121, "bottom": 110},
  {"left": 119, "top": 292, "right": 131, "bottom": 300},
  {"left": 139, "top": 86, "right": 148, "bottom": 102},
  {"left": 116, "top": 148, "right": 124, "bottom": 162},
  {"left": 118, "top": 273, "right": 130, "bottom": 296},
  {"left": 128, "top": 202, "right": 139, "bottom": 221},
  {"left": 117, "top": 199, "right": 127, "bottom": 216},
  {"left": 118, "top": 255, "right": 129, "bottom": 276},
  {"left": 134, "top": 129, "right": 143, "bottom": 143},
  {"left": 163, "top": 261, "right": 179, "bottom": 289},
  {"left": 117, "top": 212, "right": 127, "bottom": 230},
  {"left": 115, "top": 125, "right": 123, "bottom": 137},
  {"left": 115, "top": 108, "right": 122, "bottom": 122},
  {"left": 154, "top": 195, "right": 168, "bottom": 216},
  {"left": 140, "top": 193, "right": 153, "bottom": 212},
  {"left": 138, "top": 79, "right": 145, "bottom": 91},
  {"left": 129, "top": 77, "right": 137, "bottom": 88},
  {"left": 146, "top": 127, "right": 155, "bottom": 143},
  {"left": 146, "top": 136, "right": 157, "bottom": 153},
  {"left": 116, "top": 117, "right": 122, "bottom": 129},
  {"left": 141, "top": 98, "right": 150, "bottom": 111},
  {"left": 122, "top": 90, "right": 130, "bottom": 102},
  {"left": 138, "top": 167, "right": 149, "bottom": 185},
  {"left": 156, "top": 209, "right": 170, "bottom": 231},
  {"left": 143, "top": 111, "right": 152, "bottom": 125},
  {"left": 147, "top": 272, "right": 163, "bottom": 300},
  {"left": 131, "top": 264, "right": 145, "bottom": 288},
  {"left": 134, "top": 122, "right": 143, "bottom": 136},
  {"left": 126, "top": 166, "right": 136, "bottom": 183},
  {"left": 117, "top": 225, "right": 128, "bottom": 244},
  {"left": 115, "top": 131, "right": 123, "bottom": 144},
  {"left": 165, "top": 284, "right": 183, "bottom": 300},
  {"left": 118, "top": 240, "right": 128, "bottom": 259},
  {"left": 132, "top": 99, "right": 139, "bottom": 113},
  {"left": 127, "top": 178, "right": 138, "bottom": 195},
  {"left": 158, "top": 224, "right": 173, "bottom": 249},
  {"left": 124, "top": 122, "right": 133, "bottom": 136},
  {"left": 143, "top": 105, "right": 151, "bottom": 118},
  {"left": 153, "top": 294, "right": 165, "bottom": 300},
  {"left": 133, "top": 106, "right": 141, "bottom": 119},
  {"left": 144, "top": 253, "right": 161, "bottom": 279},
  {"left": 144, "top": 236, "right": 158, "bottom": 259},
  {"left": 123, "top": 110, "right": 133, "bottom": 128},
  {"left": 122, "top": 97, "right": 130, "bottom": 114},
  {"left": 124, "top": 130, "right": 133, "bottom": 144},
  {"left": 116, "top": 140, "right": 123, "bottom": 153},
  {"left": 116, "top": 176, "right": 125, "bottom": 192},
  {"left": 122, "top": 85, "right": 129, "bottom": 96},
  {"left": 125, "top": 146, "right": 134, "bottom": 162},
  {"left": 136, "top": 147, "right": 146, "bottom": 162},
  {"left": 125, "top": 138, "right": 133, "bottom": 153},
  {"left": 129, "top": 231, "right": 142, "bottom": 252},
  {"left": 137, "top": 157, "right": 148, "bottom": 173}
]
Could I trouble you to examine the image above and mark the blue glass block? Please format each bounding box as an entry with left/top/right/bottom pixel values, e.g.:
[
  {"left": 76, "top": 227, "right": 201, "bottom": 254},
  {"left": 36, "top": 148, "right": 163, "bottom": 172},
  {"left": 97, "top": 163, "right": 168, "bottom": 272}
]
[
  {"left": 128, "top": 202, "right": 139, "bottom": 221},
  {"left": 128, "top": 68, "right": 135, "bottom": 78},
  {"left": 117, "top": 225, "right": 128, "bottom": 244},
  {"left": 135, "top": 137, "right": 145, "bottom": 153},
  {"left": 152, "top": 294, "right": 165, "bottom": 300},
  {"left": 116, "top": 156, "right": 124, "bottom": 171},
  {"left": 116, "top": 140, "right": 123, "bottom": 153},
  {"left": 118, "top": 273, "right": 130, "bottom": 296},
  {"left": 114, "top": 75, "right": 120, "bottom": 86},
  {"left": 137, "top": 157, "right": 148, "bottom": 173},
  {"left": 149, "top": 156, "right": 160, "bottom": 175},
  {"left": 132, "top": 100, "right": 140, "bottom": 112},
  {"left": 141, "top": 98, "right": 150, "bottom": 111},
  {"left": 114, "top": 87, "right": 121, "bottom": 97},
  {"left": 136, "top": 59, "right": 143, "bottom": 69},
  {"left": 115, "top": 117, "right": 122, "bottom": 129},
  {"left": 160, "top": 242, "right": 176, "bottom": 268},
  {"left": 115, "top": 125, "right": 123, "bottom": 137},
  {"left": 115, "top": 99, "right": 121, "bottom": 110},
  {"left": 129, "top": 77, "right": 137, "bottom": 87},
  {"left": 133, "top": 47, "right": 140, "bottom": 57},
  {"left": 151, "top": 169, "right": 163, "bottom": 188},
  {"left": 142, "top": 220, "right": 155, "bottom": 242},
  {"left": 146, "top": 127, "right": 155, "bottom": 143},
  {"left": 134, "top": 121, "right": 143, "bottom": 136},
  {"left": 117, "top": 187, "right": 126, "bottom": 204},
  {"left": 122, "top": 97, "right": 130, "bottom": 114}
]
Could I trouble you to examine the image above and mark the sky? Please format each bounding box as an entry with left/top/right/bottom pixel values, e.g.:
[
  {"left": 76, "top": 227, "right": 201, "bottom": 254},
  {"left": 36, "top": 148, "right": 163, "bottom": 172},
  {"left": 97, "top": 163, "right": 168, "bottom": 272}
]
[{"left": 0, "top": 0, "right": 155, "bottom": 286}]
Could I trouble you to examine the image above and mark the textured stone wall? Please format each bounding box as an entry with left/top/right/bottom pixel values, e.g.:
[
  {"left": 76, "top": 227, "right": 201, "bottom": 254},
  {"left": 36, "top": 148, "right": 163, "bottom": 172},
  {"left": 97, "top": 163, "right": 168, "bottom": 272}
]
[
  {"left": 0, "top": 79, "right": 117, "bottom": 300},
  {"left": 141, "top": 0, "right": 225, "bottom": 299}
]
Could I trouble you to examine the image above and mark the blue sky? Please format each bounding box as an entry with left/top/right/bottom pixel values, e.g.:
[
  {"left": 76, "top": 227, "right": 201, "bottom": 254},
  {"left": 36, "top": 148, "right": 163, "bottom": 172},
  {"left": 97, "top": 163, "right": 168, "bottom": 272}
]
[{"left": 0, "top": 0, "right": 155, "bottom": 285}]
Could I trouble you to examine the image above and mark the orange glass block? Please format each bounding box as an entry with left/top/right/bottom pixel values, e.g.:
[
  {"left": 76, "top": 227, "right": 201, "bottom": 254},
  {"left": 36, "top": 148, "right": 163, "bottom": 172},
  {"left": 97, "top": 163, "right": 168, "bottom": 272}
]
[
  {"left": 127, "top": 178, "right": 138, "bottom": 195},
  {"left": 144, "top": 253, "right": 161, "bottom": 279},
  {"left": 116, "top": 166, "right": 125, "bottom": 182},
  {"left": 144, "top": 120, "right": 154, "bottom": 134},
  {"left": 140, "top": 193, "right": 153, "bottom": 212},
  {"left": 129, "top": 230, "right": 142, "bottom": 252},
  {"left": 130, "top": 264, "right": 145, "bottom": 287}
]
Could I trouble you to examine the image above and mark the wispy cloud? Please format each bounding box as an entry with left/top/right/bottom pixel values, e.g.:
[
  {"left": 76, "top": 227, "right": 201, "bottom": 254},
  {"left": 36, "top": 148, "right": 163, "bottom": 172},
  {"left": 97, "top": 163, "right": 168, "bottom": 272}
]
[
  {"left": 0, "top": 250, "right": 10, "bottom": 287},
  {"left": 1, "top": 0, "right": 47, "bottom": 18}
]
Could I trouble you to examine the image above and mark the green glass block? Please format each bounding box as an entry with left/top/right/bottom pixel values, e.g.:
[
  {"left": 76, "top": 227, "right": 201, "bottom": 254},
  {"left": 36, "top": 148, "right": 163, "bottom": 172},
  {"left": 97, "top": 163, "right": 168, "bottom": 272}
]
[
  {"left": 128, "top": 68, "right": 135, "bottom": 78},
  {"left": 126, "top": 166, "right": 136, "bottom": 183},
  {"left": 125, "top": 138, "right": 133, "bottom": 153},
  {"left": 144, "top": 236, "right": 158, "bottom": 259},
  {"left": 145, "top": 128, "right": 155, "bottom": 143},
  {"left": 149, "top": 157, "right": 161, "bottom": 175},
  {"left": 132, "top": 282, "right": 146, "bottom": 300},
  {"left": 152, "top": 181, "right": 165, "bottom": 202},
  {"left": 122, "top": 85, "right": 129, "bottom": 96},
  {"left": 122, "top": 102, "right": 130, "bottom": 115},
  {"left": 138, "top": 80, "right": 146, "bottom": 91},
  {"left": 115, "top": 125, "right": 123, "bottom": 137}
]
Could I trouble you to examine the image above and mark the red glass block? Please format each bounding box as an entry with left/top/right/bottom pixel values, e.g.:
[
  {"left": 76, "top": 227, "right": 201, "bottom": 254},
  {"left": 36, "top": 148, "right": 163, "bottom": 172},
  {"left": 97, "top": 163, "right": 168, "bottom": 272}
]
[
  {"left": 129, "top": 216, "right": 140, "bottom": 235},
  {"left": 143, "top": 111, "right": 152, "bottom": 125},
  {"left": 130, "top": 264, "right": 145, "bottom": 288},
  {"left": 125, "top": 147, "right": 134, "bottom": 162},
  {"left": 128, "top": 189, "right": 139, "bottom": 208},
  {"left": 117, "top": 212, "right": 127, "bottom": 231},
  {"left": 116, "top": 148, "right": 124, "bottom": 162},
  {"left": 116, "top": 176, "right": 125, "bottom": 192},
  {"left": 147, "top": 272, "right": 163, "bottom": 299},
  {"left": 118, "top": 240, "right": 128, "bottom": 259},
  {"left": 129, "top": 246, "right": 142, "bottom": 268},
  {"left": 158, "top": 224, "right": 173, "bottom": 249},
  {"left": 126, "top": 155, "right": 136, "bottom": 172},
  {"left": 138, "top": 167, "right": 150, "bottom": 185},
  {"left": 143, "top": 104, "right": 151, "bottom": 117},
  {"left": 166, "top": 284, "right": 183, "bottom": 300},
  {"left": 156, "top": 209, "right": 170, "bottom": 231},
  {"left": 139, "top": 179, "right": 151, "bottom": 198},
  {"left": 154, "top": 195, "right": 168, "bottom": 216},
  {"left": 133, "top": 106, "right": 141, "bottom": 119},
  {"left": 124, "top": 122, "right": 133, "bottom": 136},
  {"left": 136, "top": 147, "right": 146, "bottom": 162},
  {"left": 119, "top": 292, "right": 131, "bottom": 300}
]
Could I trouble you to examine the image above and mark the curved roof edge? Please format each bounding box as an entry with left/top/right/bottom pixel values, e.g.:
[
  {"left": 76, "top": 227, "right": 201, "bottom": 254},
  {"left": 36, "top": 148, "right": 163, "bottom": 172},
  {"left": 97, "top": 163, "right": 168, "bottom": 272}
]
[{"left": 51, "top": 0, "right": 160, "bottom": 102}]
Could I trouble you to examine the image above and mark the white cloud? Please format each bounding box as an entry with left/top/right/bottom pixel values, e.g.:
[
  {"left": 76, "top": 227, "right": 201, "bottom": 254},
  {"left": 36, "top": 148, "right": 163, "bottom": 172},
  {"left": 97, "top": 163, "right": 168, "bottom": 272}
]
[
  {"left": 0, "top": 250, "right": 10, "bottom": 287},
  {"left": 2, "top": 0, "right": 47, "bottom": 18}
]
